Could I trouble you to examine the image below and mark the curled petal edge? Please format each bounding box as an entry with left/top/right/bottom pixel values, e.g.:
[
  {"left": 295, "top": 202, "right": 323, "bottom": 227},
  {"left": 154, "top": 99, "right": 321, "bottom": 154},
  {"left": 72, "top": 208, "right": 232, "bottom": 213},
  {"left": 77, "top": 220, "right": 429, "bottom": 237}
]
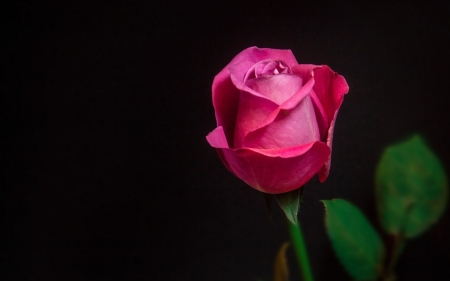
[
  {"left": 292, "top": 64, "right": 349, "bottom": 182},
  {"left": 318, "top": 107, "right": 341, "bottom": 182}
]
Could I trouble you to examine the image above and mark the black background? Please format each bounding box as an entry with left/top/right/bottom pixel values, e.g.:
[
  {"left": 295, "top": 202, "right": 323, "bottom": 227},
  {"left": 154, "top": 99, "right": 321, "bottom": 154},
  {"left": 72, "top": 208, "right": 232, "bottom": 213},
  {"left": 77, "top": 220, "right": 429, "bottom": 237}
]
[{"left": 3, "top": 0, "right": 450, "bottom": 280}]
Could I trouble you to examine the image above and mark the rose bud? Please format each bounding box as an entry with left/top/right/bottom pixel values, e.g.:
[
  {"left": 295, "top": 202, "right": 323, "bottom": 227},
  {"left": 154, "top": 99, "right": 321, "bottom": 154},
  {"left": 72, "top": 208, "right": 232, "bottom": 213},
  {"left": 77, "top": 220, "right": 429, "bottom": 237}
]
[{"left": 206, "top": 47, "right": 349, "bottom": 194}]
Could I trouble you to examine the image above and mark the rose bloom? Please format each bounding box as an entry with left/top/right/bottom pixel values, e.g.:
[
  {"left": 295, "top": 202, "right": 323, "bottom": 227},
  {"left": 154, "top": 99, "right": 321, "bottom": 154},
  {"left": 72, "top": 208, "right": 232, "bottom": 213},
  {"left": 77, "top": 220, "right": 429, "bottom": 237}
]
[{"left": 206, "top": 47, "right": 349, "bottom": 194}]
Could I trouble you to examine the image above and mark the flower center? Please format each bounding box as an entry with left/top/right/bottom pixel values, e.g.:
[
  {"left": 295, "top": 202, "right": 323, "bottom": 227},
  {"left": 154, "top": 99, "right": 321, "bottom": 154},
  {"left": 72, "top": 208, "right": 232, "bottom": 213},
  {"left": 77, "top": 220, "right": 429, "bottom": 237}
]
[{"left": 244, "top": 59, "right": 292, "bottom": 82}]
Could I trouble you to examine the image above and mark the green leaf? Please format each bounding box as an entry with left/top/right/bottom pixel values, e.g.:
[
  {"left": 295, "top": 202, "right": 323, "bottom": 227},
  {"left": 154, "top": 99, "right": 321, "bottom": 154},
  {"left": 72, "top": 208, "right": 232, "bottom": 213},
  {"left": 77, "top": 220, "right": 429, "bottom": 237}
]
[
  {"left": 276, "top": 188, "right": 300, "bottom": 225},
  {"left": 375, "top": 135, "right": 448, "bottom": 238},
  {"left": 323, "top": 199, "right": 385, "bottom": 281},
  {"left": 273, "top": 242, "right": 290, "bottom": 281}
]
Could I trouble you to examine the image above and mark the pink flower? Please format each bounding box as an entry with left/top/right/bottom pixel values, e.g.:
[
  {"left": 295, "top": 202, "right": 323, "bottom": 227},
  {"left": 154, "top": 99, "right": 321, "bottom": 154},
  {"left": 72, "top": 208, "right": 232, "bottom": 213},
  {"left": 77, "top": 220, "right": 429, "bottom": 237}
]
[{"left": 206, "top": 47, "right": 349, "bottom": 194}]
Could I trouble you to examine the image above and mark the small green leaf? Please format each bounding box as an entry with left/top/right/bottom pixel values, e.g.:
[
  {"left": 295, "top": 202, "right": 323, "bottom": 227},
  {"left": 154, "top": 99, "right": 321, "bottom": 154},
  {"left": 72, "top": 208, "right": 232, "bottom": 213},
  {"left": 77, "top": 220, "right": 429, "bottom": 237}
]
[
  {"left": 276, "top": 188, "right": 300, "bottom": 225},
  {"left": 323, "top": 199, "right": 385, "bottom": 281},
  {"left": 375, "top": 135, "right": 448, "bottom": 238},
  {"left": 273, "top": 242, "right": 290, "bottom": 281}
]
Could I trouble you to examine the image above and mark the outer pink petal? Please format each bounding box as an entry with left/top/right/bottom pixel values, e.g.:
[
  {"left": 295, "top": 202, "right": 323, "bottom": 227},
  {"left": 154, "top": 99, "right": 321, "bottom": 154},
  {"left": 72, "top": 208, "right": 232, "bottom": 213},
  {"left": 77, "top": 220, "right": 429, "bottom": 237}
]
[
  {"left": 212, "top": 69, "right": 240, "bottom": 147},
  {"left": 313, "top": 66, "right": 348, "bottom": 182},
  {"left": 218, "top": 141, "right": 330, "bottom": 194},
  {"left": 292, "top": 65, "right": 349, "bottom": 138},
  {"left": 317, "top": 107, "right": 341, "bottom": 182},
  {"left": 292, "top": 65, "right": 349, "bottom": 182},
  {"left": 206, "top": 126, "right": 239, "bottom": 178},
  {"left": 311, "top": 65, "right": 349, "bottom": 130}
]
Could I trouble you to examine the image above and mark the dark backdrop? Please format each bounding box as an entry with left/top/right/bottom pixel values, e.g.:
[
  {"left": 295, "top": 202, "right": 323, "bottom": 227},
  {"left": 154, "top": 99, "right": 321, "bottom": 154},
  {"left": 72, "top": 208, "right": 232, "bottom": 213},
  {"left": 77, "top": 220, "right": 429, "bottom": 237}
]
[{"left": 3, "top": 0, "right": 450, "bottom": 280}]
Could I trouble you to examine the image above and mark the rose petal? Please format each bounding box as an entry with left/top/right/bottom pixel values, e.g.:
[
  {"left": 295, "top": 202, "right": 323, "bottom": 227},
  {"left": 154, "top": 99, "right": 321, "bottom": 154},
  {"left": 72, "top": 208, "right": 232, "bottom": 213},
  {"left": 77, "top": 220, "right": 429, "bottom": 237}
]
[
  {"left": 243, "top": 76, "right": 315, "bottom": 138},
  {"left": 245, "top": 74, "right": 303, "bottom": 105},
  {"left": 233, "top": 90, "right": 278, "bottom": 148},
  {"left": 206, "top": 126, "right": 229, "bottom": 148},
  {"left": 243, "top": 94, "right": 320, "bottom": 149},
  {"left": 258, "top": 60, "right": 291, "bottom": 77},
  {"left": 212, "top": 70, "right": 240, "bottom": 147},
  {"left": 292, "top": 65, "right": 349, "bottom": 139},
  {"left": 206, "top": 126, "right": 236, "bottom": 176},
  {"left": 291, "top": 64, "right": 318, "bottom": 80},
  {"left": 218, "top": 141, "right": 330, "bottom": 194},
  {"left": 233, "top": 46, "right": 299, "bottom": 67},
  {"left": 292, "top": 64, "right": 349, "bottom": 182},
  {"left": 311, "top": 66, "right": 348, "bottom": 182},
  {"left": 229, "top": 60, "right": 271, "bottom": 100},
  {"left": 279, "top": 76, "right": 315, "bottom": 110},
  {"left": 291, "top": 65, "right": 327, "bottom": 136},
  {"left": 318, "top": 107, "right": 340, "bottom": 182},
  {"left": 308, "top": 89, "right": 328, "bottom": 139},
  {"left": 311, "top": 66, "right": 349, "bottom": 128}
]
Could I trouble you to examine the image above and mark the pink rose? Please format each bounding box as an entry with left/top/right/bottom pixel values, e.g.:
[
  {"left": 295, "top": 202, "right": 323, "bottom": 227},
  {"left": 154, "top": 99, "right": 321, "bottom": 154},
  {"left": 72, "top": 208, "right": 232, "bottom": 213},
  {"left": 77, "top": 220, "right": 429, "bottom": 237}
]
[{"left": 206, "top": 47, "right": 349, "bottom": 194}]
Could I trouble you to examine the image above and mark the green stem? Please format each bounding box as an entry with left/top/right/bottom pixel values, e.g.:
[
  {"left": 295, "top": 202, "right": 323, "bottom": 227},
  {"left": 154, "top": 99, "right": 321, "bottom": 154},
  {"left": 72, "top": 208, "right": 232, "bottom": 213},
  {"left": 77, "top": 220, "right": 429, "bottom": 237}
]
[
  {"left": 383, "top": 203, "right": 411, "bottom": 280},
  {"left": 383, "top": 234, "right": 404, "bottom": 281},
  {"left": 288, "top": 220, "right": 314, "bottom": 281}
]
